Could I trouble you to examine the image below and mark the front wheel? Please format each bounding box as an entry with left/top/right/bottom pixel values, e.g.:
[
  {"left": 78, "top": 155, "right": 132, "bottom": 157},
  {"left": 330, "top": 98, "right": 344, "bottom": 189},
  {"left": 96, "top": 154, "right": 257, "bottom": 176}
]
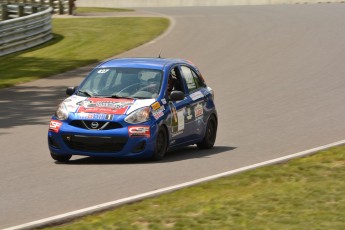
[
  {"left": 50, "top": 152, "right": 72, "bottom": 163},
  {"left": 197, "top": 115, "right": 217, "bottom": 149},
  {"left": 152, "top": 127, "right": 168, "bottom": 161}
]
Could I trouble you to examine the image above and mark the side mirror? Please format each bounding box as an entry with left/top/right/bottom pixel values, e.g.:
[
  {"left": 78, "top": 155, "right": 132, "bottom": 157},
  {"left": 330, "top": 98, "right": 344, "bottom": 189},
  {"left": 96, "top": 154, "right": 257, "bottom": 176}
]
[
  {"left": 66, "top": 86, "right": 77, "bottom": 96},
  {"left": 170, "top": 90, "right": 185, "bottom": 101}
]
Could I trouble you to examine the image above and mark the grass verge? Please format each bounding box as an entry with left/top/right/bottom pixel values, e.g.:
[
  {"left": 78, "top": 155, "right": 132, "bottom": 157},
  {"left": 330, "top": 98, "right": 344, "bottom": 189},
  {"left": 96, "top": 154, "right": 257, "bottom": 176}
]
[
  {"left": 75, "top": 7, "right": 134, "bottom": 13},
  {"left": 0, "top": 17, "right": 169, "bottom": 88},
  {"left": 45, "top": 146, "right": 345, "bottom": 229}
]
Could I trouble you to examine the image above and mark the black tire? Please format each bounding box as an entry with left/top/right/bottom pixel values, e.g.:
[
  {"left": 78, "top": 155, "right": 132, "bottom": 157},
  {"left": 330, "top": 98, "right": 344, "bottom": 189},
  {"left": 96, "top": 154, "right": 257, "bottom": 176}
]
[
  {"left": 152, "top": 127, "right": 168, "bottom": 161},
  {"left": 197, "top": 115, "right": 217, "bottom": 149},
  {"left": 50, "top": 152, "right": 72, "bottom": 163}
]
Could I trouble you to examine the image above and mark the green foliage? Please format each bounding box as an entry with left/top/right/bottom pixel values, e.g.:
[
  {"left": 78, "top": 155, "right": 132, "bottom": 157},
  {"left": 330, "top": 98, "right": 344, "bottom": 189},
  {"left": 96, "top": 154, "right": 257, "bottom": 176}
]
[
  {"left": 46, "top": 147, "right": 345, "bottom": 229},
  {"left": 0, "top": 17, "right": 169, "bottom": 88}
]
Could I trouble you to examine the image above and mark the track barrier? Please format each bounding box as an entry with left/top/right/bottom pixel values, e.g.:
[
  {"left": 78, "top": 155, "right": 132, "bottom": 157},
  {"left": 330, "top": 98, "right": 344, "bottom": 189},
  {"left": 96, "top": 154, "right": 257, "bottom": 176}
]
[{"left": 0, "top": 6, "right": 52, "bottom": 56}]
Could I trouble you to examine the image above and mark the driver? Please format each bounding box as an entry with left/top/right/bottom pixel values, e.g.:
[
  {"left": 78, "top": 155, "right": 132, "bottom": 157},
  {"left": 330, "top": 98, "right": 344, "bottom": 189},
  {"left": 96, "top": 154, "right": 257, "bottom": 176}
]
[{"left": 167, "top": 72, "right": 178, "bottom": 96}]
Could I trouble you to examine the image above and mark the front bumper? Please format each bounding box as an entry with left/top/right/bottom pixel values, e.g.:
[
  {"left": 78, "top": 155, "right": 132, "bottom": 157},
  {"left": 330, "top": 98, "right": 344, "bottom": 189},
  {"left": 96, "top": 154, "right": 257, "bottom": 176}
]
[{"left": 48, "top": 122, "right": 158, "bottom": 159}]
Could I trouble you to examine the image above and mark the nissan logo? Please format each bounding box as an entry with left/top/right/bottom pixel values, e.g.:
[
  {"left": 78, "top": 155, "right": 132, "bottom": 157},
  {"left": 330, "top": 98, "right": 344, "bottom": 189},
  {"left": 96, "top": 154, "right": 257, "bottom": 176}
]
[{"left": 91, "top": 122, "right": 99, "bottom": 129}]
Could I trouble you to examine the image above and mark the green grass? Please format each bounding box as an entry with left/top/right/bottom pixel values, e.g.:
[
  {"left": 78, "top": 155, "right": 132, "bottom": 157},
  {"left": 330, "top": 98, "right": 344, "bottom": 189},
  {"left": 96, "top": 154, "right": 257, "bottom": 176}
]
[
  {"left": 0, "top": 17, "right": 169, "bottom": 88},
  {"left": 45, "top": 146, "right": 345, "bottom": 230},
  {"left": 75, "top": 7, "right": 134, "bottom": 13}
]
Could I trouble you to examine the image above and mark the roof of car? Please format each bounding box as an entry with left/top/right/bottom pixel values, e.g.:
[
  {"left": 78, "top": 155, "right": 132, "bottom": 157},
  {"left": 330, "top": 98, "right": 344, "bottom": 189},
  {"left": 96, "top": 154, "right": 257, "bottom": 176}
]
[{"left": 96, "top": 58, "right": 193, "bottom": 70}]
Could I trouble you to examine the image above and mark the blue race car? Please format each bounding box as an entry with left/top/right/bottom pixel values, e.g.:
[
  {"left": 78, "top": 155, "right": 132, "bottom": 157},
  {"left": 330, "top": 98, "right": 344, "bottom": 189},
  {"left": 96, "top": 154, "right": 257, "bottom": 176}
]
[{"left": 48, "top": 58, "right": 217, "bottom": 162}]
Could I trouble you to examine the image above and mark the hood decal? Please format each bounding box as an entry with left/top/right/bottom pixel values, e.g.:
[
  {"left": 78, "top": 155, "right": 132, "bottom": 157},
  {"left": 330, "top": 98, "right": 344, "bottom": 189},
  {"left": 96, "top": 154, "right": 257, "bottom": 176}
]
[
  {"left": 77, "top": 98, "right": 134, "bottom": 115},
  {"left": 63, "top": 96, "right": 156, "bottom": 116}
]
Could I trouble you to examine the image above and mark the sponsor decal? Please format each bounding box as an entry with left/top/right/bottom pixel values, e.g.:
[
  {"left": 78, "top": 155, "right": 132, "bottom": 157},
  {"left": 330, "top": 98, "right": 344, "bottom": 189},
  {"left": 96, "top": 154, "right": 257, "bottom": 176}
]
[
  {"left": 190, "top": 91, "right": 204, "bottom": 101},
  {"left": 186, "top": 107, "right": 193, "bottom": 120},
  {"left": 128, "top": 126, "right": 150, "bottom": 138},
  {"left": 97, "top": 69, "right": 109, "bottom": 74},
  {"left": 152, "top": 106, "right": 165, "bottom": 120},
  {"left": 170, "top": 103, "right": 178, "bottom": 133},
  {"left": 194, "top": 103, "right": 203, "bottom": 118},
  {"left": 161, "top": 98, "right": 167, "bottom": 105},
  {"left": 49, "top": 120, "right": 62, "bottom": 133},
  {"left": 64, "top": 96, "right": 86, "bottom": 112},
  {"left": 170, "top": 103, "right": 185, "bottom": 136},
  {"left": 177, "top": 109, "right": 185, "bottom": 131},
  {"left": 151, "top": 101, "right": 161, "bottom": 111},
  {"left": 105, "top": 114, "right": 114, "bottom": 120},
  {"left": 76, "top": 113, "right": 114, "bottom": 120},
  {"left": 77, "top": 98, "right": 134, "bottom": 115}
]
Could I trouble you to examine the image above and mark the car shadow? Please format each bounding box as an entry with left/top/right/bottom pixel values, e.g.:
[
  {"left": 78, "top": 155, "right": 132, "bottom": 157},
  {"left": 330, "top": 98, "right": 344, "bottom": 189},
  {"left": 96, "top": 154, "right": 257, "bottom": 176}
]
[{"left": 59, "top": 146, "right": 237, "bottom": 165}]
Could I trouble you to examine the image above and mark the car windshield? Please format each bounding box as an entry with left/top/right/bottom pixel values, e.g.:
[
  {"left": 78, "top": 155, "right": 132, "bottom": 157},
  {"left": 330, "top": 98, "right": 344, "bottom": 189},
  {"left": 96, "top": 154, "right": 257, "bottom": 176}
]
[{"left": 77, "top": 68, "right": 163, "bottom": 99}]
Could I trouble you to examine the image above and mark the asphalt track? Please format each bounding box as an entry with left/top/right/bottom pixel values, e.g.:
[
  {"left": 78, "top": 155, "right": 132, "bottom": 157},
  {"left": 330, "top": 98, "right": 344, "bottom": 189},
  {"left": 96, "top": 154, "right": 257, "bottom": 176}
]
[{"left": 1, "top": 4, "right": 345, "bottom": 229}]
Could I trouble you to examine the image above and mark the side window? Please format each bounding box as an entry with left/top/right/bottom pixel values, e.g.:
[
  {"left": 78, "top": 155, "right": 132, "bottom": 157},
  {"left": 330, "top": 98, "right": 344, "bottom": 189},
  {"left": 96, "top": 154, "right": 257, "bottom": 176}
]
[
  {"left": 181, "top": 66, "right": 203, "bottom": 92},
  {"left": 181, "top": 66, "right": 196, "bottom": 91},
  {"left": 167, "top": 67, "right": 185, "bottom": 96},
  {"left": 191, "top": 70, "right": 204, "bottom": 88}
]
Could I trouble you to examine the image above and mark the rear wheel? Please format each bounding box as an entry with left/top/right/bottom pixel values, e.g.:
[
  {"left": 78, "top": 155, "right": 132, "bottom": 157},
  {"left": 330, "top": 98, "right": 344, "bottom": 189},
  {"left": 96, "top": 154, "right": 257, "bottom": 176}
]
[
  {"left": 197, "top": 115, "right": 217, "bottom": 149},
  {"left": 50, "top": 152, "right": 72, "bottom": 163},
  {"left": 152, "top": 127, "right": 168, "bottom": 161}
]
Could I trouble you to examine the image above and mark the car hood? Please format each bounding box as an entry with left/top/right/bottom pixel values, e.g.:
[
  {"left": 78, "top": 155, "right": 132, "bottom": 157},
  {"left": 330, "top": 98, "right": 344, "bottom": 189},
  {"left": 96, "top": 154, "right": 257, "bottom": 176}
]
[{"left": 63, "top": 95, "right": 155, "bottom": 115}]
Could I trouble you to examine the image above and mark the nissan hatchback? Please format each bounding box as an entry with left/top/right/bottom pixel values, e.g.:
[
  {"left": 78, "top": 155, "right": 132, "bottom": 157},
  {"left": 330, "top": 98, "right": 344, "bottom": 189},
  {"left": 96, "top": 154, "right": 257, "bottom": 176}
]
[{"left": 48, "top": 58, "right": 217, "bottom": 162}]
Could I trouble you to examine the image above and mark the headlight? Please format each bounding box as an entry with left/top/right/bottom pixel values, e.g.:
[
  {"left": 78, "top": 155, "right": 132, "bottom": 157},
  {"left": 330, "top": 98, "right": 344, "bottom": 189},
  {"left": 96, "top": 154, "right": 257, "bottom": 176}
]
[
  {"left": 55, "top": 103, "right": 69, "bottom": 120},
  {"left": 125, "top": 107, "right": 151, "bottom": 124}
]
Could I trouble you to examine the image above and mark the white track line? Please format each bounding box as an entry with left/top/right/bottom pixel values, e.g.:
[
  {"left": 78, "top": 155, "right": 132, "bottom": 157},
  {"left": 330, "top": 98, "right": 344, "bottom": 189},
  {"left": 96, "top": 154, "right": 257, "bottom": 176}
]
[{"left": 4, "top": 139, "right": 345, "bottom": 230}]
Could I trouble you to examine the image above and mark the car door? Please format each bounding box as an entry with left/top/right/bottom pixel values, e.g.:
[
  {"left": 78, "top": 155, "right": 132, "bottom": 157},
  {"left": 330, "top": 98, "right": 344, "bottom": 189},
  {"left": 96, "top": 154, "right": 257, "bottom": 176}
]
[
  {"left": 179, "top": 65, "right": 209, "bottom": 141},
  {"left": 166, "top": 66, "right": 192, "bottom": 146}
]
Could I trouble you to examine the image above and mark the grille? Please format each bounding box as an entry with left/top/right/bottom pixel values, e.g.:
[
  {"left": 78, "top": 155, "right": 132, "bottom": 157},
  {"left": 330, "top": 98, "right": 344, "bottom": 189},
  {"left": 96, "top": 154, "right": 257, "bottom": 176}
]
[
  {"left": 70, "top": 120, "right": 122, "bottom": 130},
  {"left": 62, "top": 135, "right": 127, "bottom": 153}
]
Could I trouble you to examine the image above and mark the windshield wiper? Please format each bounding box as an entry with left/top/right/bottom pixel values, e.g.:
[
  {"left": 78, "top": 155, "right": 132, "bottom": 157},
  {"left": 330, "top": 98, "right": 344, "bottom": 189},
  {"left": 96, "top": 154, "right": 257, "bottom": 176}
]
[
  {"left": 77, "top": 90, "right": 94, "bottom": 97},
  {"left": 109, "top": 94, "right": 134, "bottom": 100},
  {"left": 133, "top": 96, "right": 151, "bottom": 99}
]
